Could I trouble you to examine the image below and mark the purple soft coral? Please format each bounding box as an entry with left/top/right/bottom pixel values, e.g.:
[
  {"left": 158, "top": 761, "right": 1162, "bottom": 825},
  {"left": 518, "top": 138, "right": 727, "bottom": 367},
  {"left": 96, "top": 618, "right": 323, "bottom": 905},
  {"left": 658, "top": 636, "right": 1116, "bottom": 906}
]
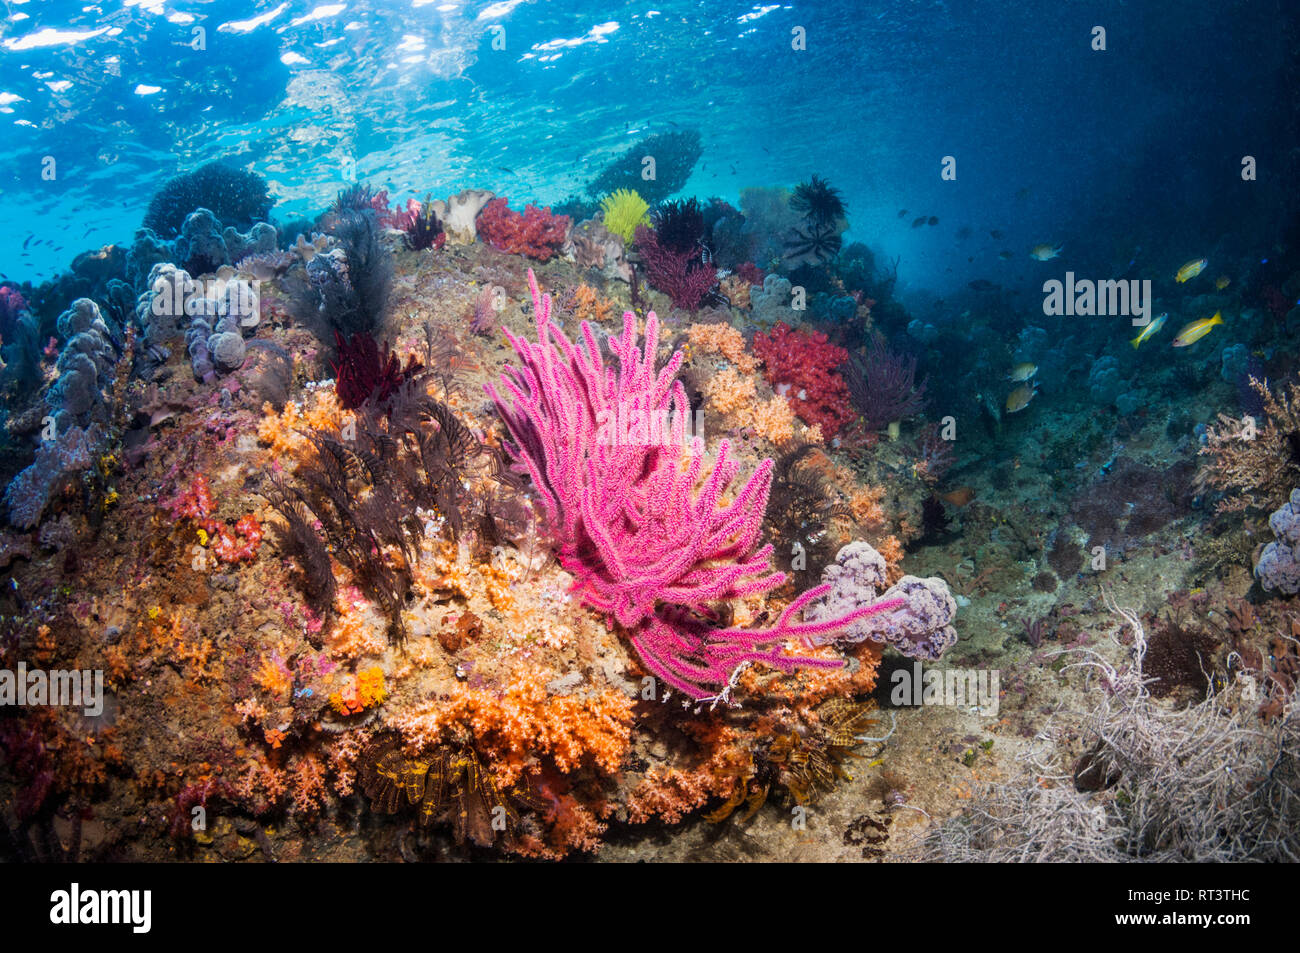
[{"left": 487, "top": 270, "right": 904, "bottom": 699}]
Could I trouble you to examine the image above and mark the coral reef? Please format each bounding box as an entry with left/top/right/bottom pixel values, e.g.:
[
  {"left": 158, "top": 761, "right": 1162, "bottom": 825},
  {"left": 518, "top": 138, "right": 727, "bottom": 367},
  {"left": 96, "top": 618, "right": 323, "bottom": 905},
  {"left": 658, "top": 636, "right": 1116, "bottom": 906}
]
[{"left": 487, "top": 271, "right": 902, "bottom": 699}]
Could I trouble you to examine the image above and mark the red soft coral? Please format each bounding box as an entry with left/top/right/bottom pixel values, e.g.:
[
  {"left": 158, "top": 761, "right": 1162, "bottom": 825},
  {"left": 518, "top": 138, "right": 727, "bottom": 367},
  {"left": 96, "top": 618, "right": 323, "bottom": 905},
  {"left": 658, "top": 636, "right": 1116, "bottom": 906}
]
[
  {"left": 752, "top": 322, "right": 855, "bottom": 438},
  {"left": 476, "top": 198, "right": 570, "bottom": 261}
]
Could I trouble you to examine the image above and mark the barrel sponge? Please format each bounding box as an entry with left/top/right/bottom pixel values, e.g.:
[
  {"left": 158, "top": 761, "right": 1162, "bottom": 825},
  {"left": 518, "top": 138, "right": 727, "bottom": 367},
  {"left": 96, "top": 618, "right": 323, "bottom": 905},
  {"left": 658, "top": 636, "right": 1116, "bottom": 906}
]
[
  {"left": 208, "top": 331, "right": 246, "bottom": 372},
  {"left": 750, "top": 273, "right": 797, "bottom": 328},
  {"left": 1256, "top": 488, "right": 1300, "bottom": 594},
  {"left": 4, "top": 425, "right": 97, "bottom": 530},
  {"left": 805, "top": 540, "right": 958, "bottom": 660}
]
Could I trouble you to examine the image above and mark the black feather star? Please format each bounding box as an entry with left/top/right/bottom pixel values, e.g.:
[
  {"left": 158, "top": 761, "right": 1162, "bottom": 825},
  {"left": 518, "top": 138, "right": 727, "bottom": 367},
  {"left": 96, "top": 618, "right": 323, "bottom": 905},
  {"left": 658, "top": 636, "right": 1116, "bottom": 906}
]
[
  {"left": 789, "top": 174, "right": 847, "bottom": 226},
  {"left": 785, "top": 221, "right": 843, "bottom": 263}
]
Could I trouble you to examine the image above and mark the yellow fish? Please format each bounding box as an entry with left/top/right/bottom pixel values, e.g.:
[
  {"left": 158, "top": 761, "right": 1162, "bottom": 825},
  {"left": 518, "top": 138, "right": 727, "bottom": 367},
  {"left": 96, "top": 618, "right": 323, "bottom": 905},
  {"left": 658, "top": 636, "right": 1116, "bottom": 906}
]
[
  {"left": 1005, "top": 382, "right": 1039, "bottom": 413},
  {"left": 1171, "top": 312, "right": 1223, "bottom": 347},
  {"left": 1215, "top": 275, "right": 1231, "bottom": 290},
  {"left": 1029, "top": 243, "right": 1062, "bottom": 261},
  {"left": 1174, "top": 258, "right": 1208, "bottom": 283},
  {"left": 1130, "top": 312, "right": 1167, "bottom": 348},
  {"left": 1006, "top": 362, "right": 1038, "bottom": 382}
]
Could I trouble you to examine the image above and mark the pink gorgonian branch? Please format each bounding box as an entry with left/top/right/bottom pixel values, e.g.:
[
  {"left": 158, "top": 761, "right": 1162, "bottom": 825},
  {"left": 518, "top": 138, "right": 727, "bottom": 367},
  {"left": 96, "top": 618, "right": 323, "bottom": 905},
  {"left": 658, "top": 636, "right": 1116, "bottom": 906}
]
[{"left": 486, "top": 270, "right": 904, "bottom": 700}]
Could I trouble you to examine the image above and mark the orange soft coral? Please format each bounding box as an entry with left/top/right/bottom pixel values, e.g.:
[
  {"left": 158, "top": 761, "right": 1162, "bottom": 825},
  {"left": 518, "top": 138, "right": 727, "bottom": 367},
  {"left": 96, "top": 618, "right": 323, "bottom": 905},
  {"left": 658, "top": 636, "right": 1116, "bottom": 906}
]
[
  {"left": 687, "top": 322, "right": 757, "bottom": 373},
  {"left": 702, "top": 366, "right": 756, "bottom": 414},
  {"left": 256, "top": 389, "right": 343, "bottom": 462},
  {"left": 626, "top": 726, "right": 747, "bottom": 824},
  {"left": 253, "top": 653, "right": 294, "bottom": 701},
  {"left": 718, "top": 274, "right": 752, "bottom": 311},
  {"left": 329, "top": 665, "right": 387, "bottom": 715},
  {"left": 876, "top": 534, "right": 905, "bottom": 584},
  {"left": 390, "top": 671, "right": 634, "bottom": 786},
  {"left": 701, "top": 368, "right": 798, "bottom": 445},
  {"left": 572, "top": 284, "right": 616, "bottom": 323},
  {"left": 849, "top": 484, "right": 887, "bottom": 528}
]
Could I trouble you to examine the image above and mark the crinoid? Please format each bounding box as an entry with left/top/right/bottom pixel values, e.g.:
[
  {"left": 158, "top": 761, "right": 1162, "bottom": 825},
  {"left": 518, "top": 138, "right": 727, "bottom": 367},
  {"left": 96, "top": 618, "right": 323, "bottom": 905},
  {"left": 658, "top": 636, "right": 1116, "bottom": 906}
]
[
  {"left": 785, "top": 221, "right": 843, "bottom": 263},
  {"left": 763, "top": 442, "right": 853, "bottom": 588},
  {"left": 789, "top": 174, "right": 847, "bottom": 227},
  {"left": 402, "top": 199, "right": 445, "bottom": 251},
  {"left": 265, "top": 379, "right": 519, "bottom": 642},
  {"left": 360, "top": 738, "right": 544, "bottom": 848},
  {"left": 651, "top": 197, "right": 706, "bottom": 256},
  {"left": 332, "top": 182, "right": 383, "bottom": 215},
  {"left": 706, "top": 698, "right": 887, "bottom": 823},
  {"left": 331, "top": 331, "right": 424, "bottom": 410}
]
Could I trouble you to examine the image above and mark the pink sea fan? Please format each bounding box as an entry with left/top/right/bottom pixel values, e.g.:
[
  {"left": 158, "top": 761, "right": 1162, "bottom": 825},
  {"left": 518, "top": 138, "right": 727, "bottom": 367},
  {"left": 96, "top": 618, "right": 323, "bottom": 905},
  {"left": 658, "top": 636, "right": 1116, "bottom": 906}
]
[{"left": 487, "top": 270, "right": 904, "bottom": 699}]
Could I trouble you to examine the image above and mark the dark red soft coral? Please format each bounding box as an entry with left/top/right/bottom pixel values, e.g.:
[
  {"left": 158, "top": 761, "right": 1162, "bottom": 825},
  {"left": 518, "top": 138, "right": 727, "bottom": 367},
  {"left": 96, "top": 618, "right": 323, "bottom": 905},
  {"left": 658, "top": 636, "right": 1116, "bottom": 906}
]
[
  {"left": 633, "top": 224, "right": 718, "bottom": 311},
  {"left": 332, "top": 331, "right": 423, "bottom": 409},
  {"left": 475, "top": 198, "right": 570, "bottom": 261},
  {"left": 752, "top": 322, "right": 855, "bottom": 438}
]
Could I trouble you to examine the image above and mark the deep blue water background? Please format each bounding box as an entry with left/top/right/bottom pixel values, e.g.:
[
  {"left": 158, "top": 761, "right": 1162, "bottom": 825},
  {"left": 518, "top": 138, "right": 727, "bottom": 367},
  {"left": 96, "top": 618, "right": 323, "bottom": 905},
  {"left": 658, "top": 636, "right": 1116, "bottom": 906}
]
[{"left": 1, "top": 0, "right": 1296, "bottom": 305}]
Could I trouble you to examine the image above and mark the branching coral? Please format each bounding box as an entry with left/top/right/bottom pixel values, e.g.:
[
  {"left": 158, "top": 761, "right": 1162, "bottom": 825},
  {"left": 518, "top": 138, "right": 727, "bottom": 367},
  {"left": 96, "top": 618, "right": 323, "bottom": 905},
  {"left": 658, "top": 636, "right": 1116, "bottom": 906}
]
[
  {"left": 1197, "top": 376, "right": 1300, "bottom": 514},
  {"left": 486, "top": 271, "right": 905, "bottom": 699}
]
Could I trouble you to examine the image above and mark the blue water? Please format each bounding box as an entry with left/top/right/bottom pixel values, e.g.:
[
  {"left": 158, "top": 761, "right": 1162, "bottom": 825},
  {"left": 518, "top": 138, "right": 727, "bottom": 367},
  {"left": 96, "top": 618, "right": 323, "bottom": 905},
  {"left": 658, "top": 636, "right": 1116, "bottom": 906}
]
[{"left": 0, "top": 0, "right": 1295, "bottom": 303}]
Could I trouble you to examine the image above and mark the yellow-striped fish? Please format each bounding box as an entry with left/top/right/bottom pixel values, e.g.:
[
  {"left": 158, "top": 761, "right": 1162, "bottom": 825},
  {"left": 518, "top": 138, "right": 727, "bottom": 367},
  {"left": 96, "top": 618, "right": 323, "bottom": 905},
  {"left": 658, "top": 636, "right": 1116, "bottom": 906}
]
[
  {"left": 1006, "top": 362, "right": 1038, "bottom": 382},
  {"left": 1174, "top": 258, "right": 1208, "bottom": 283},
  {"left": 1171, "top": 312, "right": 1223, "bottom": 347},
  {"left": 1215, "top": 275, "right": 1231, "bottom": 290},
  {"left": 1029, "top": 243, "right": 1063, "bottom": 261},
  {"left": 1130, "top": 312, "right": 1167, "bottom": 348},
  {"left": 1005, "top": 382, "right": 1039, "bottom": 413}
]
